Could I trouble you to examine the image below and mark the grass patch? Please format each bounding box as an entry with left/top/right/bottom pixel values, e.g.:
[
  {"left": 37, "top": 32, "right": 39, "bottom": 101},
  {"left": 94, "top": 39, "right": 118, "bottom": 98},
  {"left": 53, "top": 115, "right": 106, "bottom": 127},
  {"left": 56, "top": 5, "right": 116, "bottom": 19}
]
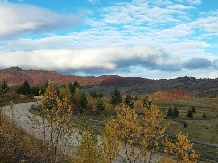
[{"left": 154, "top": 98, "right": 218, "bottom": 144}]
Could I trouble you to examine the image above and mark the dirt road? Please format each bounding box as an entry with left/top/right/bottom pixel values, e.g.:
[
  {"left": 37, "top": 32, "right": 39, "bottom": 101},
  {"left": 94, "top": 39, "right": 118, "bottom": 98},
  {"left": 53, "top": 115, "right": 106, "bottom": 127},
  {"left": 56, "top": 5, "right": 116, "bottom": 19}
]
[{"left": 3, "top": 101, "right": 162, "bottom": 163}]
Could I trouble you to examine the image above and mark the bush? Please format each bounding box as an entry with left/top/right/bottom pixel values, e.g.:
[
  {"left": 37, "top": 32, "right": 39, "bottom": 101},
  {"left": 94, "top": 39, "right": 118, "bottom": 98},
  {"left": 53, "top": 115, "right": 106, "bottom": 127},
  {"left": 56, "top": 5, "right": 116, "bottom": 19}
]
[
  {"left": 184, "top": 121, "right": 188, "bottom": 128},
  {"left": 186, "top": 110, "right": 193, "bottom": 118},
  {"left": 173, "top": 107, "right": 179, "bottom": 117},
  {"left": 191, "top": 106, "right": 196, "bottom": 113},
  {"left": 203, "top": 114, "right": 207, "bottom": 118},
  {"left": 167, "top": 106, "right": 179, "bottom": 117},
  {"left": 167, "top": 107, "right": 173, "bottom": 116}
]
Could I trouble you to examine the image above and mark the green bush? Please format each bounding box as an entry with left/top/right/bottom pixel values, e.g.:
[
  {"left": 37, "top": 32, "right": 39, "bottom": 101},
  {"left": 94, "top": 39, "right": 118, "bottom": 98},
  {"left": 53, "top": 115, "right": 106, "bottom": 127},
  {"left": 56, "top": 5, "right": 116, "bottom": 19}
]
[
  {"left": 186, "top": 110, "right": 193, "bottom": 118},
  {"left": 184, "top": 121, "right": 188, "bottom": 128}
]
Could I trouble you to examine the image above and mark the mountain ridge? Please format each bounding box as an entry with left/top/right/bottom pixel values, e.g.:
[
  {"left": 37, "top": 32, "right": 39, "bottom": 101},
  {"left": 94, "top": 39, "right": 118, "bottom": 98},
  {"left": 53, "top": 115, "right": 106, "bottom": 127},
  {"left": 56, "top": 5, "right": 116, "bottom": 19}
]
[
  {"left": 0, "top": 67, "right": 147, "bottom": 85},
  {"left": 1, "top": 67, "right": 218, "bottom": 98}
]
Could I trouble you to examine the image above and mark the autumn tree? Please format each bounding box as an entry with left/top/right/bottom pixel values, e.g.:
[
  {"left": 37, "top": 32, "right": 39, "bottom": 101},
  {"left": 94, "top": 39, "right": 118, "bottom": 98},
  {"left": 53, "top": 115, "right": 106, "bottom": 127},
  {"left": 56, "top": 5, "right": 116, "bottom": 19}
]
[
  {"left": 102, "top": 102, "right": 169, "bottom": 162},
  {"left": 59, "top": 84, "right": 72, "bottom": 101},
  {"left": 73, "top": 118, "right": 101, "bottom": 163},
  {"left": 72, "top": 87, "right": 82, "bottom": 105},
  {"left": 41, "top": 83, "right": 75, "bottom": 160},
  {"left": 162, "top": 131, "right": 199, "bottom": 162}
]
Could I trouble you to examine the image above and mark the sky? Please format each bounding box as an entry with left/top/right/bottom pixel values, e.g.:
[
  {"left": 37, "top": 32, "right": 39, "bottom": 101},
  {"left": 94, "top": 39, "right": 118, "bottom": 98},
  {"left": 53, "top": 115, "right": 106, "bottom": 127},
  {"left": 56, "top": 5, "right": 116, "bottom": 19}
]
[{"left": 0, "top": 0, "right": 217, "bottom": 79}]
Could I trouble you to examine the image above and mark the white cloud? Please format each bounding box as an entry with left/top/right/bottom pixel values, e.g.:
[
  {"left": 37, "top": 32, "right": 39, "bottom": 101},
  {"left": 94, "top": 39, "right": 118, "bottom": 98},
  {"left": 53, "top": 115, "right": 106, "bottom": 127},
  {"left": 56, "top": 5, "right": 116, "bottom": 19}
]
[
  {"left": 0, "top": 3, "right": 79, "bottom": 37},
  {"left": 0, "top": 46, "right": 180, "bottom": 72},
  {"left": 186, "top": 0, "right": 201, "bottom": 5},
  {"left": 204, "top": 21, "right": 218, "bottom": 33},
  {"left": 88, "top": 0, "right": 100, "bottom": 4}
]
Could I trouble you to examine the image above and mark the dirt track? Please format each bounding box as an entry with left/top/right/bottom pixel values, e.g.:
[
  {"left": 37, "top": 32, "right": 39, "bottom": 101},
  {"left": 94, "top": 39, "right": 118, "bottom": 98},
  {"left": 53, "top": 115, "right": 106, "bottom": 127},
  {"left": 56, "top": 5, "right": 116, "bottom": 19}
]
[{"left": 3, "top": 101, "right": 162, "bottom": 163}]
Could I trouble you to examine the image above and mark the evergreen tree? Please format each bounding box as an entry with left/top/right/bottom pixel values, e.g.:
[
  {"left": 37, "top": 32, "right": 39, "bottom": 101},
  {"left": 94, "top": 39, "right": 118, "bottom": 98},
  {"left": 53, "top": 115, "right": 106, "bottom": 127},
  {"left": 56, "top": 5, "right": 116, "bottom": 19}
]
[
  {"left": 124, "top": 94, "right": 134, "bottom": 109},
  {"left": 90, "top": 91, "right": 98, "bottom": 99},
  {"left": 0, "top": 80, "right": 9, "bottom": 94},
  {"left": 110, "top": 89, "right": 122, "bottom": 105},
  {"left": 69, "top": 81, "right": 81, "bottom": 95},
  {"left": 187, "top": 110, "right": 193, "bottom": 118},
  {"left": 98, "top": 92, "right": 103, "bottom": 98},
  {"left": 167, "top": 107, "right": 174, "bottom": 116},
  {"left": 134, "top": 95, "right": 139, "bottom": 101},
  {"left": 90, "top": 91, "right": 103, "bottom": 99},
  {"left": 31, "top": 86, "right": 40, "bottom": 96},
  {"left": 96, "top": 99, "right": 105, "bottom": 111},
  {"left": 173, "top": 106, "right": 179, "bottom": 117},
  {"left": 191, "top": 106, "right": 196, "bottom": 113},
  {"left": 17, "top": 80, "right": 31, "bottom": 95},
  {"left": 80, "top": 93, "right": 87, "bottom": 113}
]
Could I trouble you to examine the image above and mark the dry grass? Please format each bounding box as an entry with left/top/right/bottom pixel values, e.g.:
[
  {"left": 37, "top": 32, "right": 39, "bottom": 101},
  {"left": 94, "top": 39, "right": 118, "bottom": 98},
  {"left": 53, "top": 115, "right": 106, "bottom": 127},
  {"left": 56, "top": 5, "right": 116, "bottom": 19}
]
[{"left": 154, "top": 98, "right": 218, "bottom": 144}]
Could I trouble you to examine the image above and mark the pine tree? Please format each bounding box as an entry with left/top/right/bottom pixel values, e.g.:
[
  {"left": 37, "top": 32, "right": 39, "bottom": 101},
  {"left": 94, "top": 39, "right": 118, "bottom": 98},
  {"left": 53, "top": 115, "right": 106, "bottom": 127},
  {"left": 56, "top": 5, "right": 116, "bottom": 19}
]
[
  {"left": 0, "top": 80, "right": 9, "bottom": 94},
  {"left": 124, "top": 94, "right": 134, "bottom": 109},
  {"left": 96, "top": 99, "right": 105, "bottom": 111},
  {"left": 17, "top": 80, "right": 31, "bottom": 95},
  {"left": 167, "top": 107, "right": 173, "bottom": 116},
  {"left": 110, "top": 89, "right": 122, "bottom": 105},
  {"left": 69, "top": 81, "right": 81, "bottom": 95},
  {"left": 187, "top": 110, "right": 193, "bottom": 118},
  {"left": 80, "top": 93, "right": 88, "bottom": 113},
  {"left": 173, "top": 106, "right": 179, "bottom": 117}
]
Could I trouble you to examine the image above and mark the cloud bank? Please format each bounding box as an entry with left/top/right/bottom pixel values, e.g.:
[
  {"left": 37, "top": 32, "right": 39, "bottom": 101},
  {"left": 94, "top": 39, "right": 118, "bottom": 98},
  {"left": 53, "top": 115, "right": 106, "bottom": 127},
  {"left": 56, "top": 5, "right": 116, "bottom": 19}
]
[{"left": 0, "top": 3, "right": 79, "bottom": 37}]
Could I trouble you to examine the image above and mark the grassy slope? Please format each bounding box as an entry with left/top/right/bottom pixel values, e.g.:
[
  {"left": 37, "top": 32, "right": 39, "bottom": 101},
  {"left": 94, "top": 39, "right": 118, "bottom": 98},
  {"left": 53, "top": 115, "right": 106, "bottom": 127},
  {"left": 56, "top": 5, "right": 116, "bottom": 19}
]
[{"left": 154, "top": 98, "right": 218, "bottom": 143}]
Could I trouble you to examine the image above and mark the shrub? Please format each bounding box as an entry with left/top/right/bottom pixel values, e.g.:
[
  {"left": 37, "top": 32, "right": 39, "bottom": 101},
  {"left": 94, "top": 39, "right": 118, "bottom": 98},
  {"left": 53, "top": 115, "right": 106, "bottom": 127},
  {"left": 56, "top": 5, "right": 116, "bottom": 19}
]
[
  {"left": 173, "top": 107, "right": 179, "bottom": 117},
  {"left": 167, "top": 107, "right": 173, "bottom": 116},
  {"left": 203, "top": 114, "right": 207, "bottom": 118},
  {"left": 167, "top": 106, "right": 179, "bottom": 117},
  {"left": 187, "top": 110, "right": 193, "bottom": 118},
  {"left": 184, "top": 121, "right": 188, "bottom": 128},
  {"left": 191, "top": 106, "right": 196, "bottom": 113}
]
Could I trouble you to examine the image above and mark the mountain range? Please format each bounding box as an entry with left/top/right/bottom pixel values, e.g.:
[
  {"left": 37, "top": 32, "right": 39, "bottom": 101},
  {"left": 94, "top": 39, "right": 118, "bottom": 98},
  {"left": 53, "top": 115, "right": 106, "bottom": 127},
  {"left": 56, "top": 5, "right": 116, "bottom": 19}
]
[{"left": 1, "top": 67, "right": 218, "bottom": 98}]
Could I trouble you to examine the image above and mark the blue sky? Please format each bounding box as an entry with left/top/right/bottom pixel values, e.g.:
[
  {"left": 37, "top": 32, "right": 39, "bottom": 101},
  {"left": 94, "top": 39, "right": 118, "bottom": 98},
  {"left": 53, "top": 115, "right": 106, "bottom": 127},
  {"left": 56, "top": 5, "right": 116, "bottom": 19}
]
[{"left": 0, "top": 0, "right": 217, "bottom": 79}]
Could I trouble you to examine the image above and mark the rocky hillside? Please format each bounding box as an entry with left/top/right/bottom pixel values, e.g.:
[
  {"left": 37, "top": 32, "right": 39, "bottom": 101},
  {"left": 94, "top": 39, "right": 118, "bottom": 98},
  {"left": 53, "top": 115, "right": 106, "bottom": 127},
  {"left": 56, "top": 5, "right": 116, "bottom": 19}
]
[
  {"left": 1, "top": 67, "right": 218, "bottom": 98},
  {"left": 0, "top": 67, "right": 147, "bottom": 86},
  {"left": 148, "top": 88, "right": 193, "bottom": 100}
]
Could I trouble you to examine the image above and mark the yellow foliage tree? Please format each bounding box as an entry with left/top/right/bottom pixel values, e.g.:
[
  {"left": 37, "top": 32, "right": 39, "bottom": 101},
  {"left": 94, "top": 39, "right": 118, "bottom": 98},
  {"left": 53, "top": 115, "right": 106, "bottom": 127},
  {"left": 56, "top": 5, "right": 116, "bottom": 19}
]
[
  {"left": 59, "top": 84, "right": 72, "bottom": 101},
  {"left": 162, "top": 131, "right": 199, "bottom": 163},
  {"left": 102, "top": 103, "right": 168, "bottom": 162},
  {"left": 42, "top": 83, "right": 75, "bottom": 161},
  {"left": 72, "top": 87, "right": 82, "bottom": 105},
  {"left": 72, "top": 118, "right": 102, "bottom": 163}
]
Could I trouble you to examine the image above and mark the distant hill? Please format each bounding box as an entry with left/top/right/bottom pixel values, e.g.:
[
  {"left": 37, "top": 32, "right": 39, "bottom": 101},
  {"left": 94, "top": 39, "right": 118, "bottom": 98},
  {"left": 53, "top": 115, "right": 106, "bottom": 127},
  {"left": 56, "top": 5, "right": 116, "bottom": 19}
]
[
  {"left": 1, "top": 67, "right": 218, "bottom": 98},
  {"left": 0, "top": 67, "right": 147, "bottom": 86},
  {"left": 148, "top": 88, "right": 193, "bottom": 100}
]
